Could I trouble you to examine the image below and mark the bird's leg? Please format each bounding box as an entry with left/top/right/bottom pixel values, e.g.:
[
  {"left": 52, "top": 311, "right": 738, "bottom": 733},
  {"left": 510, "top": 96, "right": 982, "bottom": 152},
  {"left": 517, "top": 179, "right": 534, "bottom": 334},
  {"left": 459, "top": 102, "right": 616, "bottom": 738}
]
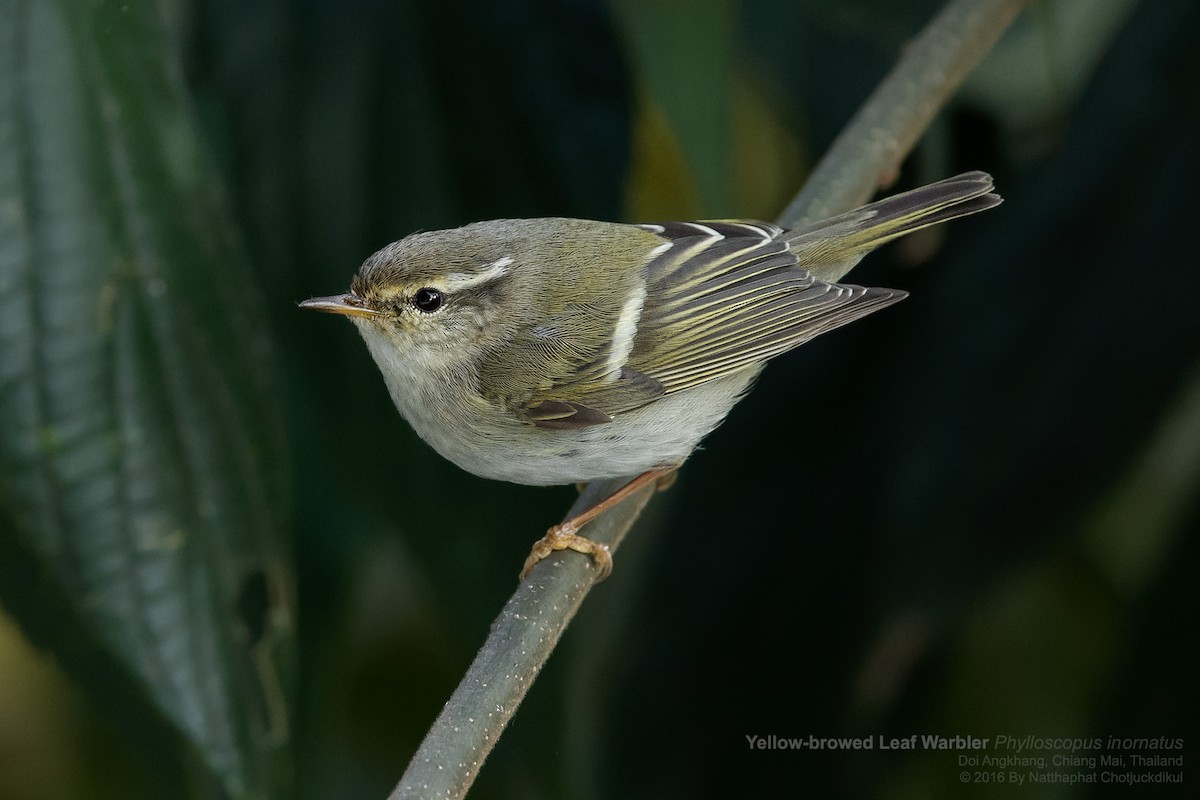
[{"left": 520, "top": 467, "right": 677, "bottom": 582}]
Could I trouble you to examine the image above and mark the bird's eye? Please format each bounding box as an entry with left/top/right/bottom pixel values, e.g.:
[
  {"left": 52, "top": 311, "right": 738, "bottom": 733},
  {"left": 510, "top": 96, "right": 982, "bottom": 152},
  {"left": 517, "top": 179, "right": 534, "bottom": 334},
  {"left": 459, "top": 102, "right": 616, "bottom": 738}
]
[{"left": 412, "top": 287, "right": 444, "bottom": 313}]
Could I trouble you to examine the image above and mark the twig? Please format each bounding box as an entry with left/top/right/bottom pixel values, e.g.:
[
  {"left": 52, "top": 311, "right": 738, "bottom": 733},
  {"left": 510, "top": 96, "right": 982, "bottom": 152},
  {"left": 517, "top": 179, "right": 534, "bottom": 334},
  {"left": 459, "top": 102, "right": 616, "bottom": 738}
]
[
  {"left": 390, "top": 1, "right": 1027, "bottom": 797},
  {"left": 780, "top": 0, "right": 1030, "bottom": 273},
  {"left": 389, "top": 478, "right": 651, "bottom": 799}
]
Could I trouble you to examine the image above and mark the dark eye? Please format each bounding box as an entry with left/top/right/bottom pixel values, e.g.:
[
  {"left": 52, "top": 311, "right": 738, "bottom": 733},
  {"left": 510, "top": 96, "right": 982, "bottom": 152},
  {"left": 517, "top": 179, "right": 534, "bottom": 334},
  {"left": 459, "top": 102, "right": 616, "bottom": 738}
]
[{"left": 412, "top": 287, "right": 444, "bottom": 313}]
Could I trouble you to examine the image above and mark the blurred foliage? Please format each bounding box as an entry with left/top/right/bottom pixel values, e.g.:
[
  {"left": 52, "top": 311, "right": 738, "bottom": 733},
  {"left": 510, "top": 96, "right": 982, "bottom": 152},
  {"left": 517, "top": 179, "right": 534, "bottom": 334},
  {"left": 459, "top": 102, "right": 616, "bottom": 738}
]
[
  {"left": 1, "top": 1, "right": 292, "bottom": 797},
  {"left": 0, "top": 0, "right": 1196, "bottom": 799}
]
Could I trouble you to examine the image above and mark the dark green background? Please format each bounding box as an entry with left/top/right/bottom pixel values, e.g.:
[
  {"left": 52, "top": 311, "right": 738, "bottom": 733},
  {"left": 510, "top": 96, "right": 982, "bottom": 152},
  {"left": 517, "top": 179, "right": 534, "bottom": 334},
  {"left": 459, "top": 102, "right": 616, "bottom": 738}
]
[{"left": 0, "top": 0, "right": 1195, "bottom": 798}]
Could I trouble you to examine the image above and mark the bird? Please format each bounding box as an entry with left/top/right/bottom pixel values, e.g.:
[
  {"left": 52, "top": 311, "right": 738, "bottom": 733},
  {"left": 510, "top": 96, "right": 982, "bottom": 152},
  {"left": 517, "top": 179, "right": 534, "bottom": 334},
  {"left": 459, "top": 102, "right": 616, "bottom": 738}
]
[{"left": 301, "top": 171, "right": 1001, "bottom": 579}]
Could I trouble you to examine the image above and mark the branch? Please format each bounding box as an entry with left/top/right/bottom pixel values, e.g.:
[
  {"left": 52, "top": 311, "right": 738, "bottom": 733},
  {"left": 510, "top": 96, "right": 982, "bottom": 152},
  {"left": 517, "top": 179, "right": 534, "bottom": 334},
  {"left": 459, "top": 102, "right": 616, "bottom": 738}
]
[
  {"left": 391, "top": 1, "right": 1027, "bottom": 797},
  {"left": 389, "top": 477, "right": 650, "bottom": 799},
  {"left": 780, "top": 0, "right": 1030, "bottom": 276}
]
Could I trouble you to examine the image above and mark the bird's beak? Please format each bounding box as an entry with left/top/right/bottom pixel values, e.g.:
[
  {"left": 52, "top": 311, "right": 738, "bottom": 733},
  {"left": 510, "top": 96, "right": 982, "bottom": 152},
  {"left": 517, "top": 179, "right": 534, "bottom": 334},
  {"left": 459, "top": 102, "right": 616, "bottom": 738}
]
[{"left": 298, "top": 293, "right": 383, "bottom": 319}]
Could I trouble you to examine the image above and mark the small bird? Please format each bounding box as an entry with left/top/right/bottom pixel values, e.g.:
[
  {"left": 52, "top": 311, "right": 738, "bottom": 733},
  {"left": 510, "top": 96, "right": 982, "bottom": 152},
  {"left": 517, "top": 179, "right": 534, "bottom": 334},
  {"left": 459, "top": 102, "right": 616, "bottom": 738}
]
[{"left": 302, "top": 171, "right": 1000, "bottom": 579}]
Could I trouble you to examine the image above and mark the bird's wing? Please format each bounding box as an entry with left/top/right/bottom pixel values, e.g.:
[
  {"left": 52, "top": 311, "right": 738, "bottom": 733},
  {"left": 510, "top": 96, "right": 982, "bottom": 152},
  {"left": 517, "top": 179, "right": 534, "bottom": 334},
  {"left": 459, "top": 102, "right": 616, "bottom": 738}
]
[
  {"left": 490, "top": 221, "right": 901, "bottom": 430},
  {"left": 503, "top": 172, "right": 999, "bottom": 429},
  {"left": 620, "top": 221, "right": 904, "bottom": 396},
  {"left": 488, "top": 299, "right": 670, "bottom": 430}
]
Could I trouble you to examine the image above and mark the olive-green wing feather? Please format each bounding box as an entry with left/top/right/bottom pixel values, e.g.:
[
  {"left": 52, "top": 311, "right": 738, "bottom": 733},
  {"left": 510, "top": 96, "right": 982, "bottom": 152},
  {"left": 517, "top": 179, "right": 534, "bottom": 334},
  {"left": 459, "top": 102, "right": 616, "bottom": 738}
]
[
  {"left": 619, "top": 172, "right": 999, "bottom": 395},
  {"left": 500, "top": 172, "right": 999, "bottom": 428},
  {"left": 503, "top": 224, "right": 902, "bottom": 428},
  {"left": 506, "top": 301, "right": 668, "bottom": 429},
  {"left": 624, "top": 221, "right": 905, "bottom": 394}
]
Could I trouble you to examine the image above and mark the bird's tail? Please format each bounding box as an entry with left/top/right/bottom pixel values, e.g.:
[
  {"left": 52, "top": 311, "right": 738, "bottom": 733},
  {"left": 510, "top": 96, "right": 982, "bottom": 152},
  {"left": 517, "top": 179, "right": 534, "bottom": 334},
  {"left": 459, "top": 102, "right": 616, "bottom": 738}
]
[{"left": 787, "top": 171, "right": 1001, "bottom": 270}]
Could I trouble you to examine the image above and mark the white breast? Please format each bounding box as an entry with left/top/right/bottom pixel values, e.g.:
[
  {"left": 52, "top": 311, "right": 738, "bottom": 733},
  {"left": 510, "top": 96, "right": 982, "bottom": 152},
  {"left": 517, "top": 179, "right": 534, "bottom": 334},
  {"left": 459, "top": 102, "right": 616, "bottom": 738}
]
[{"left": 355, "top": 319, "right": 759, "bottom": 485}]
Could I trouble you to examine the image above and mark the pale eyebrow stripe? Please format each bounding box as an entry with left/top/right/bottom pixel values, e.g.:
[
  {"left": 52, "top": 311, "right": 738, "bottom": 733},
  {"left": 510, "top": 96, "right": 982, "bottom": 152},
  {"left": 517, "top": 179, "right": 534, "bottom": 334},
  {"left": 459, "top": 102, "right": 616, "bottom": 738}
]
[
  {"left": 605, "top": 282, "right": 647, "bottom": 380},
  {"left": 442, "top": 255, "right": 514, "bottom": 291}
]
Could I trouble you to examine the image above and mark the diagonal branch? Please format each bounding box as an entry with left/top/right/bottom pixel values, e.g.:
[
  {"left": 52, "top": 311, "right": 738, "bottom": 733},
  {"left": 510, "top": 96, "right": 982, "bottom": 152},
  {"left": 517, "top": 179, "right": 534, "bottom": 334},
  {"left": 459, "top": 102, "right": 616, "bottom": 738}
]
[
  {"left": 389, "top": 477, "right": 649, "bottom": 798},
  {"left": 389, "top": 1, "right": 1028, "bottom": 797},
  {"left": 779, "top": 0, "right": 1030, "bottom": 255}
]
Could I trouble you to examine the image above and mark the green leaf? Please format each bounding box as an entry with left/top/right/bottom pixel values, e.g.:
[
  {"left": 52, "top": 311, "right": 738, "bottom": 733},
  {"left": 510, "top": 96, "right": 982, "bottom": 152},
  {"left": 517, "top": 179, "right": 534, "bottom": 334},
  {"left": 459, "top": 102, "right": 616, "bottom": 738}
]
[{"left": 0, "top": 2, "right": 292, "bottom": 797}]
